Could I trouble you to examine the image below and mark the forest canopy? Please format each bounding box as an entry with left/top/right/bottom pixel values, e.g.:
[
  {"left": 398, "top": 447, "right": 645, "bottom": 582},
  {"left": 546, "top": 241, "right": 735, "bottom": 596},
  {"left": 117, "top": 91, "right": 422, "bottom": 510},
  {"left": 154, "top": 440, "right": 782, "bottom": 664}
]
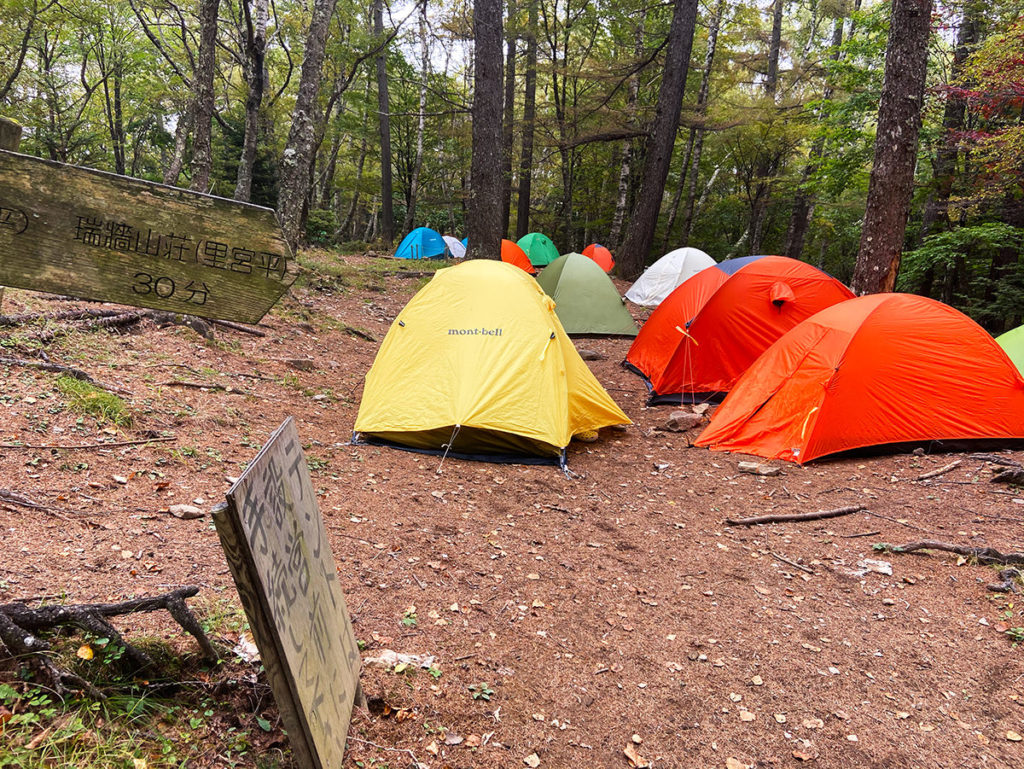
[{"left": 0, "top": 0, "right": 1021, "bottom": 330}]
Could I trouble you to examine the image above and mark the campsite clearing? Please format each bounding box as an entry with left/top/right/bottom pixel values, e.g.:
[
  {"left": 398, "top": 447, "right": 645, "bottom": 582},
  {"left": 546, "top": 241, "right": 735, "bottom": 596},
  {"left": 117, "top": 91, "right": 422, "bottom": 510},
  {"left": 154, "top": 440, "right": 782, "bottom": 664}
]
[{"left": 1, "top": 252, "right": 1022, "bottom": 769}]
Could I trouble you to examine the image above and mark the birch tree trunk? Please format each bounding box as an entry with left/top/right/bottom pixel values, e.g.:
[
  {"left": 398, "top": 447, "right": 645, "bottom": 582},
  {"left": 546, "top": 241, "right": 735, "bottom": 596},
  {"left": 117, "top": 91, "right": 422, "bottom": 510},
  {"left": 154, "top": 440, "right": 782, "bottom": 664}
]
[
  {"left": 851, "top": 0, "right": 934, "bottom": 294},
  {"left": 373, "top": 0, "right": 395, "bottom": 246},
  {"left": 607, "top": 19, "right": 644, "bottom": 251},
  {"left": 618, "top": 0, "right": 700, "bottom": 280},
  {"left": 190, "top": 0, "right": 220, "bottom": 193},
  {"left": 747, "top": 0, "right": 784, "bottom": 254},
  {"left": 466, "top": 0, "right": 504, "bottom": 259},
  {"left": 277, "top": 0, "right": 338, "bottom": 249},
  {"left": 402, "top": 4, "right": 429, "bottom": 233}
]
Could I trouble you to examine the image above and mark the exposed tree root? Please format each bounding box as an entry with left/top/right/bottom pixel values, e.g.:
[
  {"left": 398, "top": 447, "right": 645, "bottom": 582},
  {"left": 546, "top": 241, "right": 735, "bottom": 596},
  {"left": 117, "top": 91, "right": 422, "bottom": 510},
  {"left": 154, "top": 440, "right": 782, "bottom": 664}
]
[
  {"left": 726, "top": 505, "right": 865, "bottom": 527},
  {"left": 0, "top": 587, "right": 218, "bottom": 699},
  {"left": 882, "top": 540, "right": 1024, "bottom": 567}
]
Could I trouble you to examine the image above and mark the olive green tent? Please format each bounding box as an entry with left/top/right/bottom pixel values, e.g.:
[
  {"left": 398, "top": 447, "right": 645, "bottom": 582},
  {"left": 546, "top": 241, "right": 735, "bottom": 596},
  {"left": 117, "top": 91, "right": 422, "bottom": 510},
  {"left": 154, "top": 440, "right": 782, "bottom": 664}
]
[
  {"left": 537, "top": 253, "right": 638, "bottom": 336},
  {"left": 997, "top": 325, "right": 1024, "bottom": 374},
  {"left": 517, "top": 232, "right": 560, "bottom": 267}
]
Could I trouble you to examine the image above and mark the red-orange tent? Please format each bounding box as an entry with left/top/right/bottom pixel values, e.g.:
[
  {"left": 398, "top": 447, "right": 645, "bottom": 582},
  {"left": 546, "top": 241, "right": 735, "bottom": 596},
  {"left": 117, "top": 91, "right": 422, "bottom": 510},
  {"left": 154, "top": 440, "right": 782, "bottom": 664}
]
[
  {"left": 628, "top": 255, "right": 853, "bottom": 402},
  {"left": 696, "top": 294, "right": 1024, "bottom": 463},
  {"left": 582, "top": 243, "right": 614, "bottom": 273},
  {"left": 501, "top": 239, "right": 536, "bottom": 274}
]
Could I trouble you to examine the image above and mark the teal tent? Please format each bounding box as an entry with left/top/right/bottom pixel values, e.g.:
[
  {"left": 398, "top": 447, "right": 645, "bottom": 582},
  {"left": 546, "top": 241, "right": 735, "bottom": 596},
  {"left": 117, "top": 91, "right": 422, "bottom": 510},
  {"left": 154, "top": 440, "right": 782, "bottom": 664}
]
[
  {"left": 537, "top": 253, "right": 637, "bottom": 336},
  {"left": 395, "top": 227, "right": 445, "bottom": 259}
]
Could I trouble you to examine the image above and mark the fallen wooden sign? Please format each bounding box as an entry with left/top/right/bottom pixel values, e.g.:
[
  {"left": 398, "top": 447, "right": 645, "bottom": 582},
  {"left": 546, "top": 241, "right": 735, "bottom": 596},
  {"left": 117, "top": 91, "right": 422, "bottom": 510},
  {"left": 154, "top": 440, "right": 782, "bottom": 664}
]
[
  {"left": 214, "top": 417, "right": 364, "bottom": 769},
  {"left": 0, "top": 149, "right": 296, "bottom": 324}
]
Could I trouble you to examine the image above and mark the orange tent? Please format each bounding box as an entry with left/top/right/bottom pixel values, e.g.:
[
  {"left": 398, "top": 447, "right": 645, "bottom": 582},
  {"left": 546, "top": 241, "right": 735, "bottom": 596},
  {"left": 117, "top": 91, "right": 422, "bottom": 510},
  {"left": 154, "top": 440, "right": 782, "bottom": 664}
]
[
  {"left": 501, "top": 239, "right": 536, "bottom": 274},
  {"left": 696, "top": 294, "right": 1024, "bottom": 463},
  {"left": 628, "top": 255, "right": 853, "bottom": 402},
  {"left": 582, "top": 243, "right": 614, "bottom": 273}
]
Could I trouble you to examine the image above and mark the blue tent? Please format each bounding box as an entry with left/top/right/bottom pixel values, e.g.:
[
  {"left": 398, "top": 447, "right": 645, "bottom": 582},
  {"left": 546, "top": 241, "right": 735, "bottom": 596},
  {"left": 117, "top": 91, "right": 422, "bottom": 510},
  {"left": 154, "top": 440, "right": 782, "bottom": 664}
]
[{"left": 395, "top": 227, "right": 446, "bottom": 260}]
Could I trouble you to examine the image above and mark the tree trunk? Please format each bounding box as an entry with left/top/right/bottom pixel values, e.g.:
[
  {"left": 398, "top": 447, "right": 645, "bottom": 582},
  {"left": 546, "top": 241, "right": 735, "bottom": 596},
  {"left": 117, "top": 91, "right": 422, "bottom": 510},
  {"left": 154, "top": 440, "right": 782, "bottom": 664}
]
[
  {"left": 501, "top": 2, "right": 517, "bottom": 238},
  {"left": 234, "top": 0, "right": 269, "bottom": 202},
  {"left": 748, "top": 0, "right": 785, "bottom": 254},
  {"left": 608, "top": 19, "right": 645, "bottom": 251},
  {"left": 918, "top": 7, "right": 978, "bottom": 241},
  {"left": 163, "top": 105, "right": 192, "bottom": 186},
  {"left": 403, "top": 4, "right": 429, "bottom": 234},
  {"left": 618, "top": 0, "right": 700, "bottom": 280},
  {"left": 278, "top": 0, "right": 339, "bottom": 250},
  {"left": 373, "top": 0, "right": 395, "bottom": 246},
  {"left": 785, "top": 3, "right": 848, "bottom": 259},
  {"left": 466, "top": 0, "right": 504, "bottom": 259},
  {"left": 514, "top": 0, "right": 537, "bottom": 240},
  {"left": 851, "top": 0, "right": 934, "bottom": 294},
  {"left": 190, "top": 0, "right": 221, "bottom": 193}
]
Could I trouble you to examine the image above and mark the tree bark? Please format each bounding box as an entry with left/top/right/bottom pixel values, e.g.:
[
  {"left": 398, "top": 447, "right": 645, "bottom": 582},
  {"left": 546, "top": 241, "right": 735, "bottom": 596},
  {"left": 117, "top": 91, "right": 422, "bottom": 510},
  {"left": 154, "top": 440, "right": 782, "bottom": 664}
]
[
  {"left": 466, "top": 0, "right": 504, "bottom": 259},
  {"left": 403, "top": 3, "right": 429, "bottom": 234},
  {"left": 373, "top": 0, "right": 395, "bottom": 246},
  {"left": 190, "top": 0, "right": 221, "bottom": 193},
  {"left": 852, "top": 0, "right": 934, "bottom": 294},
  {"left": 618, "top": 0, "right": 700, "bottom": 280},
  {"left": 501, "top": 2, "right": 517, "bottom": 238},
  {"left": 278, "top": 0, "right": 339, "bottom": 250},
  {"left": 514, "top": 0, "right": 538, "bottom": 240},
  {"left": 234, "top": 0, "right": 269, "bottom": 202}
]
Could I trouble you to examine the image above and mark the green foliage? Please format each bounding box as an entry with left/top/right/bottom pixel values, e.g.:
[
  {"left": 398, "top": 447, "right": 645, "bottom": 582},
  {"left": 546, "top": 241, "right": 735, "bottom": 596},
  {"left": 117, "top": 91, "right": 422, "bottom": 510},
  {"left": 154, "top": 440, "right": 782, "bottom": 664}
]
[
  {"left": 55, "top": 376, "right": 133, "bottom": 428},
  {"left": 468, "top": 682, "right": 494, "bottom": 701}
]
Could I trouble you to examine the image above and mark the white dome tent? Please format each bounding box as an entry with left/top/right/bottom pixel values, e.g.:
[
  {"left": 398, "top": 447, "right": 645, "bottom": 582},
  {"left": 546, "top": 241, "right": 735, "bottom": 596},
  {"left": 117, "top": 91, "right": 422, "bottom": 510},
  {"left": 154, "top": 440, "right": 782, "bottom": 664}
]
[
  {"left": 625, "top": 247, "right": 716, "bottom": 307},
  {"left": 442, "top": 235, "right": 466, "bottom": 259}
]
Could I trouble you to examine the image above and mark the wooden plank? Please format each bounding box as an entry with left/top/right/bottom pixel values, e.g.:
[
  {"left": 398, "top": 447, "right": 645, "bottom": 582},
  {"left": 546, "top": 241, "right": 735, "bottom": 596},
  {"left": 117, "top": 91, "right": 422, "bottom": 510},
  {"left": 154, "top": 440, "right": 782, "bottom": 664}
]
[
  {"left": 214, "top": 417, "right": 362, "bottom": 769},
  {"left": 0, "top": 149, "right": 296, "bottom": 323},
  {"left": 0, "top": 117, "right": 21, "bottom": 311}
]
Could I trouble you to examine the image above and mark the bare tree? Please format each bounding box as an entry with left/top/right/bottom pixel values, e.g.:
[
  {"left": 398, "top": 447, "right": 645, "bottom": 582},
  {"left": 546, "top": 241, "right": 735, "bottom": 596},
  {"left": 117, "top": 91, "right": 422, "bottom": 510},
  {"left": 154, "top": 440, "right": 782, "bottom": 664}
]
[
  {"left": 852, "top": 0, "right": 934, "bottom": 294},
  {"left": 618, "top": 0, "right": 700, "bottom": 280},
  {"left": 514, "top": 0, "right": 538, "bottom": 239},
  {"left": 191, "top": 0, "right": 221, "bottom": 193},
  {"left": 234, "top": 0, "right": 269, "bottom": 201},
  {"left": 466, "top": 0, "right": 504, "bottom": 259},
  {"left": 374, "top": 0, "right": 395, "bottom": 246},
  {"left": 402, "top": 1, "right": 430, "bottom": 233}
]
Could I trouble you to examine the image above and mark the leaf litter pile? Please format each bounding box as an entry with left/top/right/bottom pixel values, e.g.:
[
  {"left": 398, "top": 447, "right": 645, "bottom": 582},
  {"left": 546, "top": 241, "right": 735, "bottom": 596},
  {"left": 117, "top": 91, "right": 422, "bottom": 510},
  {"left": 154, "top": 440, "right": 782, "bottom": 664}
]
[{"left": 1, "top": 253, "right": 1023, "bottom": 768}]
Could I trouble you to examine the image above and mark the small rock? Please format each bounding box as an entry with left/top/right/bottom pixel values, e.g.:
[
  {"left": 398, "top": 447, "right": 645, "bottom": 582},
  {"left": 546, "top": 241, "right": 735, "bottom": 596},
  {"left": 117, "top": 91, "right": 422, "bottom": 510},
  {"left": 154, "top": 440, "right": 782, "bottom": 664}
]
[
  {"left": 282, "top": 358, "right": 315, "bottom": 372},
  {"left": 574, "top": 429, "right": 600, "bottom": 443},
  {"left": 665, "top": 410, "right": 704, "bottom": 432},
  {"left": 112, "top": 475, "right": 128, "bottom": 485},
  {"left": 524, "top": 752, "right": 541, "bottom": 768},
  {"left": 168, "top": 504, "right": 204, "bottom": 520},
  {"left": 738, "top": 461, "right": 781, "bottom": 476},
  {"left": 857, "top": 558, "right": 893, "bottom": 576},
  {"left": 691, "top": 403, "right": 711, "bottom": 416},
  {"left": 577, "top": 349, "right": 605, "bottom": 361}
]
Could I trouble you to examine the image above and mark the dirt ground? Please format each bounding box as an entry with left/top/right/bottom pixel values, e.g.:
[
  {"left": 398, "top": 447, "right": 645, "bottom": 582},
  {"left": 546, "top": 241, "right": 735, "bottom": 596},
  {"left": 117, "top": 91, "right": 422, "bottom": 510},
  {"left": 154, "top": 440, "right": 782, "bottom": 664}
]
[{"left": 1, "top": 252, "right": 1023, "bottom": 769}]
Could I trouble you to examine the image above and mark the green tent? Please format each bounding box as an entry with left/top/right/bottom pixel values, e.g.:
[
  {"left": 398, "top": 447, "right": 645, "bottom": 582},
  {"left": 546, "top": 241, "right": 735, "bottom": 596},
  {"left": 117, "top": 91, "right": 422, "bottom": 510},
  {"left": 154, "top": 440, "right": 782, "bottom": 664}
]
[
  {"left": 537, "top": 253, "right": 638, "bottom": 336},
  {"left": 997, "top": 325, "right": 1024, "bottom": 374},
  {"left": 517, "top": 232, "right": 560, "bottom": 267}
]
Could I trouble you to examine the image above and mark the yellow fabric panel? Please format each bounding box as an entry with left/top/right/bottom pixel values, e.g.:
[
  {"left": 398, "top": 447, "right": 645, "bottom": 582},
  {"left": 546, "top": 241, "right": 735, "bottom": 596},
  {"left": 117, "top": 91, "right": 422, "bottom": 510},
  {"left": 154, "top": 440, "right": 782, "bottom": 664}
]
[{"left": 354, "top": 260, "right": 630, "bottom": 455}]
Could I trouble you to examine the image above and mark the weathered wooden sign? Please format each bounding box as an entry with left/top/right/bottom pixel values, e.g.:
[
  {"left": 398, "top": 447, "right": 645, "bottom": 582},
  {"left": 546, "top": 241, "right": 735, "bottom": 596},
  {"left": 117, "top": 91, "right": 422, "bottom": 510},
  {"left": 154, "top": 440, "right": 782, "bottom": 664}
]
[
  {"left": 214, "top": 417, "right": 363, "bottom": 769},
  {"left": 0, "top": 149, "right": 296, "bottom": 323}
]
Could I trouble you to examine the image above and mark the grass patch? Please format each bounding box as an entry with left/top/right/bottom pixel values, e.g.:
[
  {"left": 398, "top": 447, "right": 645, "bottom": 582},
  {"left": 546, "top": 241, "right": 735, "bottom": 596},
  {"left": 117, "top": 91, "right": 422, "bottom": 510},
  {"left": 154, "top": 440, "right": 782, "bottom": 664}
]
[
  {"left": 55, "top": 376, "right": 133, "bottom": 428},
  {"left": 296, "top": 247, "right": 447, "bottom": 293}
]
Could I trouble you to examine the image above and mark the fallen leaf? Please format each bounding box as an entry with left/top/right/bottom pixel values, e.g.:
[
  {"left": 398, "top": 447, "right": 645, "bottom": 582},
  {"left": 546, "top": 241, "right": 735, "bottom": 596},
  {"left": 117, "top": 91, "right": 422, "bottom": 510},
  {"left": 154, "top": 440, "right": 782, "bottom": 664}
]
[
  {"left": 524, "top": 752, "right": 541, "bottom": 768},
  {"left": 0, "top": 706, "right": 12, "bottom": 726},
  {"left": 802, "top": 718, "right": 824, "bottom": 730},
  {"left": 425, "top": 741, "right": 439, "bottom": 756},
  {"left": 623, "top": 743, "right": 647, "bottom": 767},
  {"left": 532, "top": 712, "right": 545, "bottom": 721},
  {"left": 444, "top": 734, "right": 463, "bottom": 746},
  {"left": 1007, "top": 731, "right": 1023, "bottom": 742},
  {"left": 739, "top": 710, "right": 756, "bottom": 722},
  {"left": 465, "top": 734, "right": 481, "bottom": 748},
  {"left": 896, "top": 711, "right": 910, "bottom": 719},
  {"left": 133, "top": 759, "right": 148, "bottom": 769}
]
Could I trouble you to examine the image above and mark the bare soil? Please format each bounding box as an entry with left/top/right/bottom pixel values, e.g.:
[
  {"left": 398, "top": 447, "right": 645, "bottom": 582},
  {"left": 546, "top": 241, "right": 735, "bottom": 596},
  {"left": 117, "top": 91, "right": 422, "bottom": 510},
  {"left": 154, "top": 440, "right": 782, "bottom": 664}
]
[{"left": 2, "top": 253, "right": 1023, "bottom": 769}]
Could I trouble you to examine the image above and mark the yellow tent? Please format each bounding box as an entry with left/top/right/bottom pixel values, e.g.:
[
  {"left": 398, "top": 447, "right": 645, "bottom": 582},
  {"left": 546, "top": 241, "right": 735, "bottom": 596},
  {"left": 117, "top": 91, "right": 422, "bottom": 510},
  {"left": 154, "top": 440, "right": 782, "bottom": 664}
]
[{"left": 354, "top": 260, "right": 630, "bottom": 464}]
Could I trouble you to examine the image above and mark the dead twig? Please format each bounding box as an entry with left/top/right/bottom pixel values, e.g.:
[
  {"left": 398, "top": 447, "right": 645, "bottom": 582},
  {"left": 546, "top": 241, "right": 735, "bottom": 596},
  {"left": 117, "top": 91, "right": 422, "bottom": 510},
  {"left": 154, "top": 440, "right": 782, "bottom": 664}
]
[
  {"left": 346, "top": 737, "right": 422, "bottom": 767},
  {"left": 840, "top": 530, "right": 882, "bottom": 539},
  {"left": 970, "top": 453, "right": 1022, "bottom": 468},
  {"left": 156, "top": 380, "right": 252, "bottom": 395},
  {"left": 768, "top": 550, "right": 814, "bottom": 575},
  {"left": 0, "top": 308, "right": 124, "bottom": 326},
  {"left": 211, "top": 319, "right": 266, "bottom": 337},
  {"left": 916, "top": 459, "right": 962, "bottom": 481},
  {"left": 726, "top": 505, "right": 865, "bottom": 527}
]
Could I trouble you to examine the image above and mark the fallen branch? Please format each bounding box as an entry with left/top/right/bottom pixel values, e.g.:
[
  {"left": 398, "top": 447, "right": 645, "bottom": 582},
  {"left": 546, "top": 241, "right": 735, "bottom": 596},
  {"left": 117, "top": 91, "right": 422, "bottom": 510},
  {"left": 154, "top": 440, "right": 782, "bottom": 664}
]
[
  {"left": 0, "top": 356, "right": 130, "bottom": 395},
  {"left": 0, "top": 587, "right": 218, "bottom": 699},
  {"left": 211, "top": 318, "right": 266, "bottom": 337},
  {"left": 0, "top": 436, "right": 175, "bottom": 450},
  {"left": 768, "top": 550, "right": 814, "bottom": 574},
  {"left": 880, "top": 540, "right": 1024, "bottom": 567},
  {"left": 725, "top": 505, "right": 865, "bottom": 527},
  {"left": 157, "top": 380, "right": 252, "bottom": 395},
  {"left": 988, "top": 568, "right": 1021, "bottom": 594},
  {"left": 970, "top": 453, "right": 1022, "bottom": 468},
  {"left": 0, "top": 308, "right": 124, "bottom": 326},
  {"left": 916, "top": 459, "right": 962, "bottom": 481},
  {"left": 992, "top": 468, "right": 1024, "bottom": 486}
]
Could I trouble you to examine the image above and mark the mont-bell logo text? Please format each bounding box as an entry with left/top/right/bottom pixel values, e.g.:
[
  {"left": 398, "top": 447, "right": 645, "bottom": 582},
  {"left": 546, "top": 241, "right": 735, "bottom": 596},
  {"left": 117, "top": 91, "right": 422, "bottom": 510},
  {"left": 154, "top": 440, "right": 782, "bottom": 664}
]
[{"left": 448, "top": 327, "right": 503, "bottom": 336}]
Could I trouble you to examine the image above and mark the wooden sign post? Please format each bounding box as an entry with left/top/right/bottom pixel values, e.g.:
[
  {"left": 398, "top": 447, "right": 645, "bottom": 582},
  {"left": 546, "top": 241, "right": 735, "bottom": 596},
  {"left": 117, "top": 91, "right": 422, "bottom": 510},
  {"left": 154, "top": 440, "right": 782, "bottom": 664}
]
[
  {"left": 0, "top": 117, "right": 22, "bottom": 311},
  {"left": 0, "top": 149, "right": 297, "bottom": 323},
  {"left": 214, "top": 418, "right": 364, "bottom": 769}
]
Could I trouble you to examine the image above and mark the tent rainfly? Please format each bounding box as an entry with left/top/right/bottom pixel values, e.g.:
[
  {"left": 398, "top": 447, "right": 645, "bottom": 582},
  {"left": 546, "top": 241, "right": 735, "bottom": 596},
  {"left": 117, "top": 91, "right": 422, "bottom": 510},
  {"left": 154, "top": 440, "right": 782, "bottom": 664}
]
[
  {"left": 353, "top": 260, "right": 630, "bottom": 466},
  {"left": 395, "top": 227, "right": 446, "bottom": 259},
  {"left": 501, "top": 239, "right": 537, "bottom": 274},
  {"left": 696, "top": 294, "right": 1024, "bottom": 462},
  {"left": 517, "top": 232, "right": 561, "bottom": 268},
  {"left": 625, "top": 247, "right": 716, "bottom": 306},
  {"left": 582, "top": 243, "right": 614, "bottom": 273},
  {"left": 537, "top": 253, "right": 637, "bottom": 336},
  {"left": 996, "top": 325, "right": 1024, "bottom": 375},
  {"left": 442, "top": 235, "right": 466, "bottom": 259}
]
